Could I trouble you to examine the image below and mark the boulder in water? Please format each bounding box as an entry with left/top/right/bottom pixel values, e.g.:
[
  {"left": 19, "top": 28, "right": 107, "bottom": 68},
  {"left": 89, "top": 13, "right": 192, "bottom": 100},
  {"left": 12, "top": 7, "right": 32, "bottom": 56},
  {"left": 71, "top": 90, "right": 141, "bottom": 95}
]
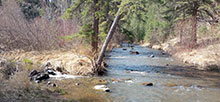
[
  {"left": 161, "top": 52, "right": 166, "bottom": 55},
  {"left": 44, "top": 67, "right": 56, "bottom": 75},
  {"left": 29, "top": 70, "right": 39, "bottom": 77},
  {"left": 166, "top": 83, "right": 178, "bottom": 87},
  {"left": 29, "top": 70, "right": 50, "bottom": 83},
  {"left": 130, "top": 51, "right": 139, "bottom": 55},
  {"left": 123, "top": 48, "right": 127, "bottom": 51},
  {"left": 35, "top": 73, "right": 50, "bottom": 81},
  {"left": 142, "top": 82, "right": 153, "bottom": 86},
  {"left": 150, "top": 55, "right": 155, "bottom": 58}
]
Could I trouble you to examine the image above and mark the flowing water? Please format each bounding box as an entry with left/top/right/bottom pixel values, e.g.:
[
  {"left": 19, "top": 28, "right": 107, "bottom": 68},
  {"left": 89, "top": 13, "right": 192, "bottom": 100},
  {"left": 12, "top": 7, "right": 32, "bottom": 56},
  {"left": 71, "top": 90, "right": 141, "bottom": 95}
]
[{"left": 104, "top": 44, "right": 220, "bottom": 102}]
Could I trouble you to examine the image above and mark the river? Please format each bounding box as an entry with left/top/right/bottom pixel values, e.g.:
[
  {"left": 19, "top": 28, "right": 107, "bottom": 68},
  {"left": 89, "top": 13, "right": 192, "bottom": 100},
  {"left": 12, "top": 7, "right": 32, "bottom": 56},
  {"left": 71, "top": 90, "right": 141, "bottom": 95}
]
[{"left": 104, "top": 44, "right": 220, "bottom": 102}]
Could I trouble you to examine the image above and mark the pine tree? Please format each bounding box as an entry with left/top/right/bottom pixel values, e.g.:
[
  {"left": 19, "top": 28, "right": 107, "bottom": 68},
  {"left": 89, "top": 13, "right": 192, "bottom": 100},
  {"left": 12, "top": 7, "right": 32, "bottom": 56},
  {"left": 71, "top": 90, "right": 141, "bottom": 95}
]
[{"left": 166, "top": 0, "right": 220, "bottom": 48}]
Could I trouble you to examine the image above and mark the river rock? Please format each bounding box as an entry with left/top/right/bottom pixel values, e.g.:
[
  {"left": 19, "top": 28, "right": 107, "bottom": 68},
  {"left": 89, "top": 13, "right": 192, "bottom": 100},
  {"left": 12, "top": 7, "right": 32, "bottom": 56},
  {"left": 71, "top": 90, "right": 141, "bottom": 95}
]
[
  {"left": 29, "top": 70, "right": 39, "bottom": 77},
  {"left": 123, "top": 48, "right": 127, "bottom": 51},
  {"left": 130, "top": 51, "right": 139, "bottom": 55},
  {"left": 44, "top": 67, "right": 56, "bottom": 75},
  {"left": 94, "top": 85, "right": 110, "bottom": 92},
  {"left": 150, "top": 55, "right": 155, "bottom": 58},
  {"left": 161, "top": 52, "right": 166, "bottom": 55},
  {"left": 35, "top": 73, "right": 50, "bottom": 81},
  {"left": 142, "top": 82, "right": 153, "bottom": 86},
  {"left": 29, "top": 70, "right": 50, "bottom": 83}
]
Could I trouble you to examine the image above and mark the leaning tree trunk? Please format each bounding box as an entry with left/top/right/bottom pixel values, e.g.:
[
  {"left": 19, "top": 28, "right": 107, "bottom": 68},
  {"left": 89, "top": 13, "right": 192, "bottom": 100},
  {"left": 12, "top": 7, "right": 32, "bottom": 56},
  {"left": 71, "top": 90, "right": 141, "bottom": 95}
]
[
  {"left": 92, "top": 0, "right": 99, "bottom": 52},
  {"left": 94, "top": 8, "right": 121, "bottom": 74},
  {"left": 191, "top": 1, "right": 198, "bottom": 49}
]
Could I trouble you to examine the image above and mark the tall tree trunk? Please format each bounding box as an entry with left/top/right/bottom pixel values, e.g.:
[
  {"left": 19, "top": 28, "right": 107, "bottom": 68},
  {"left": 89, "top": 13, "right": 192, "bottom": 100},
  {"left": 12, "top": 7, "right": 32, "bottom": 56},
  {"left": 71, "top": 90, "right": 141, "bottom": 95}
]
[
  {"left": 0, "top": 0, "right": 2, "bottom": 6},
  {"left": 191, "top": 1, "right": 198, "bottom": 48},
  {"left": 95, "top": 8, "right": 121, "bottom": 73},
  {"left": 92, "top": 0, "right": 99, "bottom": 52}
]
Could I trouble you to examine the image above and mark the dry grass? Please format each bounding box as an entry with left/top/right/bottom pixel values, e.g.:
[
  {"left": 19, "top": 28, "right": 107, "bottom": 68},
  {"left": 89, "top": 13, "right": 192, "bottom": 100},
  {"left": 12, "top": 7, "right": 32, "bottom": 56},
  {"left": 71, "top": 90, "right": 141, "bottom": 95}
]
[
  {"left": 160, "top": 37, "right": 220, "bottom": 70},
  {"left": 0, "top": 48, "right": 95, "bottom": 76},
  {"left": 0, "top": 71, "right": 67, "bottom": 102}
]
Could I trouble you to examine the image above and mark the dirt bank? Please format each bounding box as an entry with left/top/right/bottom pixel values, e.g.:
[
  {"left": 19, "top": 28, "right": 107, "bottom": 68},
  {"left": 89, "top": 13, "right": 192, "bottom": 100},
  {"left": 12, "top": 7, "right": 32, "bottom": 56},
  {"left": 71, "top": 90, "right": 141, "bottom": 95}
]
[{"left": 142, "top": 38, "right": 220, "bottom": 71}]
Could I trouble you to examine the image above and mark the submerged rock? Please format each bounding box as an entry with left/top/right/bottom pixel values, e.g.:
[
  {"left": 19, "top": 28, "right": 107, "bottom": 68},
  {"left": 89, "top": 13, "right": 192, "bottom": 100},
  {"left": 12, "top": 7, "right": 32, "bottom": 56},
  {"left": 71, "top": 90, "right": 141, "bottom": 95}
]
[
  {"left": 142, "top": 82, "right": 153, "bottom": 86},
  {"left": 110, "top": 78, "right": 121, "bottom": 82},
  {"left": 130, "top": 51, "right": 139, "bottom": 55},
  {"left": 166, "top": 83, "right": 178, "bottom": 87}
]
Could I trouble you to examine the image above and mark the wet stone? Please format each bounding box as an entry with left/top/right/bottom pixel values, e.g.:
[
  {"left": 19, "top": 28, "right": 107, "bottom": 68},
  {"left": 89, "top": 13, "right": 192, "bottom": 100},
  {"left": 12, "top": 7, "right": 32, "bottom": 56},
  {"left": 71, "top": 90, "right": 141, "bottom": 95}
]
[
  {"left": 142, "top": 82, "right": 153, "bottom": 86},
  {"left": 35, "top": 73, "right": 50, "bottom": 81},
  {"left": 29, "top": 70, "right": 39, "bottom": 77},
  {"left": 150, "top": 55, "right": 155, "bottom": 58},
  {"left": 44, "top": 68, "right": 56, "bottom": 75},
  {"left": 130, "top": 51, "right": 140, "bottom": 55}
]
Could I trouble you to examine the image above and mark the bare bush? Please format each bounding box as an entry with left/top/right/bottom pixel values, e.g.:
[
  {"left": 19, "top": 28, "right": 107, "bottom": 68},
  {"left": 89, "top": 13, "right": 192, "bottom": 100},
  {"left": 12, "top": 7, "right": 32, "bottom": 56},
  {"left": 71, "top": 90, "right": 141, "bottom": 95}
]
[{"left": 0, "top": 0, "right": 79, "bottom": 51}]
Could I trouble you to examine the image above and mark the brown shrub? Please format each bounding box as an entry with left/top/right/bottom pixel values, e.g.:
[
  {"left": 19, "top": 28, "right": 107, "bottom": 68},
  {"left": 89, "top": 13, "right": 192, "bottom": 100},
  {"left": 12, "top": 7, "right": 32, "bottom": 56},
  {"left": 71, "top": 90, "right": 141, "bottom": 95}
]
[{"left": 0, "top": 0, "right": 79, "bottom": 51}]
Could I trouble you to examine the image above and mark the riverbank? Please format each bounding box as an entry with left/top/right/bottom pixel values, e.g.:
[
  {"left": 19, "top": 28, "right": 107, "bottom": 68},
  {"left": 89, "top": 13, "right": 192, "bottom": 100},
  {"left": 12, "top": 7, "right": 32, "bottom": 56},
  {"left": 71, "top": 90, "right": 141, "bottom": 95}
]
[
  {"left": 142, "top": 38, "right": 220, "bottom": 71},
  {"left": 0, "top": 49, "right": 94, "bottom": 75},
  {"left": 0, "top": 48, "right": 112, "bottom": 102}
]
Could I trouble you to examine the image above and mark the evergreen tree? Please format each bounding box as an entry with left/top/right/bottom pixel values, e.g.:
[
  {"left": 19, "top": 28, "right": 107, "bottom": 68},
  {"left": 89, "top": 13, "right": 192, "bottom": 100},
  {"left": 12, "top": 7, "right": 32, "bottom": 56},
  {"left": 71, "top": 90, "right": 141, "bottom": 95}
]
[
  {"left": 18, "top": 0, "right": 42, "bottom": 20},
  {"left": 165, "top": 0, "right": 220, "bottom": 48}
]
